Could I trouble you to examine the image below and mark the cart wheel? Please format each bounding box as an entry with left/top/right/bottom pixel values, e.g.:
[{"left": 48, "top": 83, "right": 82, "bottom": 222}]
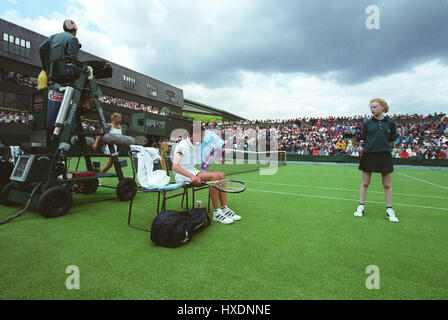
[
  {"left": 81, "top": 178, "right": 99, "bottom": 194},
  {"left": 38, "top": 186, "right": 73, "bottom": 218},
  {"left": 116, "top": 178, "right": 137, "bottom": 201},
  {"left": 0, "top": 182, "right": 15, "bottom": 206}
]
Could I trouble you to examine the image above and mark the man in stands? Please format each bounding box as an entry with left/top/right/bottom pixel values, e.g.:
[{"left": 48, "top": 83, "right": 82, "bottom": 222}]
[
  {"left": 336, "top": 138, "right": 346, "bottom": 154},
  {"left": 399, "top": 149, "right": 410, "bottom": 158},
  {"left": 437, "top": 146, "right": 447, "bottom": 159}
]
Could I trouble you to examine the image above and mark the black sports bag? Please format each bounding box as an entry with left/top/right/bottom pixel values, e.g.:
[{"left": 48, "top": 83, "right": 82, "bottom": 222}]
[{"left": 150, "top": 208, "right": 210, "bottom": 248}]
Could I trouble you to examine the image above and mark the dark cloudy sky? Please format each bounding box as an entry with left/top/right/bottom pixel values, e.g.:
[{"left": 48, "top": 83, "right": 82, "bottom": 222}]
[{"left": 3, "top": 0, "right": 448, "bottom": 119}]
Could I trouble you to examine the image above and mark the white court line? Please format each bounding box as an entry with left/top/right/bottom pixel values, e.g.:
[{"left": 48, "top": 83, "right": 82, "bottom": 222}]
[
  {"left": 247, "top": 188, "right": 448, "bottom": 212},
  {"left": 245, "top": 180, "right": 448, "bottom": 200},
  {"left": 396, "top": 172, "right": 448, "bottom": 191},
  {"left": 276, "top": 170, "right": 415, "bottom": 182}
]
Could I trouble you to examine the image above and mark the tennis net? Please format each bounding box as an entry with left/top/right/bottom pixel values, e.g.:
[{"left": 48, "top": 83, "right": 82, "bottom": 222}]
[
  {"left": 201, "top": 149, "right": 287, "bottom": 176},
  {"left": 165, "top": 146, "right": 286, "bottom": 177}
]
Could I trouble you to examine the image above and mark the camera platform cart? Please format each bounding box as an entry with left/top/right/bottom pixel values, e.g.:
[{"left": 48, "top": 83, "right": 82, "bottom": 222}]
[{"left": 0, "top": 48, "right": 136, "bottom": 218}]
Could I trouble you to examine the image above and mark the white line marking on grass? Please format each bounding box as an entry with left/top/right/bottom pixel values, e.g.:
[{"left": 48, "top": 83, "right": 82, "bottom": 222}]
[
  {"left": 287, "top": 161, "right": 448, "bottom": 171},
  {"left": 245, "top": 180, "right": 448, "bottom": 200},
  {"left": 247, "top": 188, "right": 448, "bottom": 212},
  {"left": 396, "top": 172, "right": 448, "bottom": 190},
  {"left": 278, "top": 171, "right": 415, "bottom": 182}
]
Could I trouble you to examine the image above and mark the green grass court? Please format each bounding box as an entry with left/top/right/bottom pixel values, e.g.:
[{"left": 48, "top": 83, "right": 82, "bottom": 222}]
[{"left": 1, "top": 160, "right": 447, "bottom": 300}]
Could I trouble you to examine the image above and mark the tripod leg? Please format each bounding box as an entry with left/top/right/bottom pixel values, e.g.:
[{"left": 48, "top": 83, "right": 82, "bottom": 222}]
[{"left": 46, "top": 72, "right": 87, "bottom": 188}]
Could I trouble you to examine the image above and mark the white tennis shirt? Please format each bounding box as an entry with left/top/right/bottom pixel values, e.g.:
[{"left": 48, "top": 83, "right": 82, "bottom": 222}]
[{"left": 173, "top": 138, "right": 201, "bottom": 183}]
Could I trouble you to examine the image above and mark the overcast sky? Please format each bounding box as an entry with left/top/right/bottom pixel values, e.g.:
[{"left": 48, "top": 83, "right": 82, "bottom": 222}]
[{"left": 2, "top": 0, "right": 448, "bottom": 120}]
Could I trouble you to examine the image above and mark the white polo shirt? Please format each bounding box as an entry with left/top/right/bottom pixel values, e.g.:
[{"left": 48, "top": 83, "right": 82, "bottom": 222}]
[{"left": 173, "top": 138, "right": 201, "bottom": 183}]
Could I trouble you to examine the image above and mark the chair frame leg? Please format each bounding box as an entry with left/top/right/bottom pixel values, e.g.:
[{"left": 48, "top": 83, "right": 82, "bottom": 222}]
[{"left": 128, "top": 192, "right": 152, "bottom": 232}]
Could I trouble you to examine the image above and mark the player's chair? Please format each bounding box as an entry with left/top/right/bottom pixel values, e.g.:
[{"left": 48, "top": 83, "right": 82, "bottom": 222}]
[
  {"left": 181, "top": 183, "right": 210, "bottom": 213},
  {"left": 127, "top": 149, "right": 212, "bottom": 232},
  {"left": 160, "top": 155, "right": 211, "bottom": 213},
  {"left": 162, "top": 152, "right": 211, "bottom": 213},
  {"left": 127, "top": 149, "right": 190, "bottom": 232}
]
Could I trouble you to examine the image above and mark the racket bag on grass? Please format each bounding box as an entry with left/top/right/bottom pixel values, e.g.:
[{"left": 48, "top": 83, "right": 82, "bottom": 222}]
[{"left": 150, "top": 208, "right": 211, "bottom": 248}]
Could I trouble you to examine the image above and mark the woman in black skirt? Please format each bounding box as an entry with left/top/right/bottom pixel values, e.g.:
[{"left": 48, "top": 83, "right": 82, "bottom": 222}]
[{"left": 353, "top": 98, "right": 399, "bottom": 222}]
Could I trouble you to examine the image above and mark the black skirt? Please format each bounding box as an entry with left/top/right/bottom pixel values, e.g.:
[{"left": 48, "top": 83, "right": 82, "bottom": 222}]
[{"left": 359, "top": 151, "right": 393, "bottom": 174}]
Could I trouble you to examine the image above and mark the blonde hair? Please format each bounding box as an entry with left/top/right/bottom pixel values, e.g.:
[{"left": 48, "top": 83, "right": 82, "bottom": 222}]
[
  {"left": 370, "top": 98, "right": 389, "bottom": 113},
  {"left": 111, "top": 112, "right": 121, "bottom": 120}
]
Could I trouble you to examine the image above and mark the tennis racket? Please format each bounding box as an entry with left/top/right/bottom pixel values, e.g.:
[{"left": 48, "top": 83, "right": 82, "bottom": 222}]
[{"left": 204, "top": 179, "right": 246, "bottom": 193}]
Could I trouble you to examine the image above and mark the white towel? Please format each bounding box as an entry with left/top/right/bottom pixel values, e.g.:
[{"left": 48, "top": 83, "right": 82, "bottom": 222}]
[{"left": 130, "top": 145, "right": 168, "bottom": 188}]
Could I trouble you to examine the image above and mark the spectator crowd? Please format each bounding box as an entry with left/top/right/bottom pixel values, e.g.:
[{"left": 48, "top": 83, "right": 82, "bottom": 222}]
[
  {"left": 0, "top": 109, "right": 103, "bottom": 133},
  {"left": 0, "top": 69, "right": 183, "bottom": 118},
  {"left": 0, "top": 111, "right": 29, "bottom": 124},
  {"left": 207, "top": 113, "right": 448, "bottom": 160},
  {"left": 0, "top": 69, "right": 37, "bottom": 88},
  {"left": 99, "top": 95, "right": 162, "bottom": 115}
]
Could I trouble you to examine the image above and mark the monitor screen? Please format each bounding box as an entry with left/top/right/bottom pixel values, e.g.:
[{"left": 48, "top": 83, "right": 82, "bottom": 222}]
[{"left": 10, "top": 155, "right": 34, "bottom": 182}]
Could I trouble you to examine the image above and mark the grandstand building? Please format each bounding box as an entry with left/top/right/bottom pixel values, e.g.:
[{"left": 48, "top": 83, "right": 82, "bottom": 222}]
[
  {"left": 0, "top": 18, "right": 192, "bottom": 144},
  {"left": 183, "top": 98, "right": 245, "bottom": 123}
]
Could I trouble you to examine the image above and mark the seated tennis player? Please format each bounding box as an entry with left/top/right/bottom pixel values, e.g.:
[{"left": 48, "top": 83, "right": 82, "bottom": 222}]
[{"left": 172, "top": 127, "right": 241, "bottom": 224}]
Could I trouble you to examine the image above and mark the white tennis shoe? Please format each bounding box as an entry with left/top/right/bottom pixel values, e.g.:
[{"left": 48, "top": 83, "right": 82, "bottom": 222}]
[
  {"left": 386, "top": 208, "right": 399, "bottom": 223},
  {"left": 354, "top": 205, "right": 364, "bottom": 217},
  {"left": 221, "top": 206, "right": 241, "bottom": 221},
  {"left": 213, "top": 209, "right": 234, "bottom": 224}
]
